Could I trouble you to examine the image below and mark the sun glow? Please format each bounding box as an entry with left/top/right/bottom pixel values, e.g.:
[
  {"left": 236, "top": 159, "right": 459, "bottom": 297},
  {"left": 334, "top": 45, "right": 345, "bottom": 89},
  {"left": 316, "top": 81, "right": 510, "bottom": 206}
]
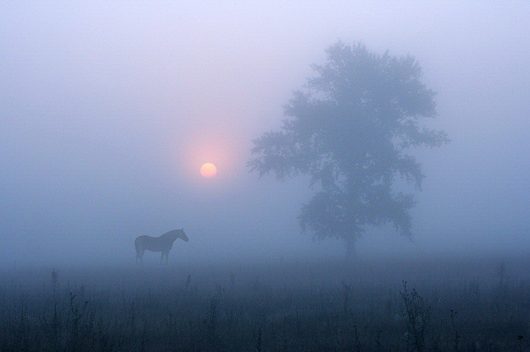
[
  {"left": 177, "top": 128, "right": 241, "bottom": 183},
  {"left": 200, "top": 162, "right": 217, "bottom": 178}
]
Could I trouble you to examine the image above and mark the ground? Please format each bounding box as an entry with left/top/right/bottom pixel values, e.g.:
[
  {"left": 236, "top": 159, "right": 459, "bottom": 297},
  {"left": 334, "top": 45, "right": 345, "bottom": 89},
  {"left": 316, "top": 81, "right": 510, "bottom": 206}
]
[{"left": 0, "top": 256, "right": 528, "bottom": 351}]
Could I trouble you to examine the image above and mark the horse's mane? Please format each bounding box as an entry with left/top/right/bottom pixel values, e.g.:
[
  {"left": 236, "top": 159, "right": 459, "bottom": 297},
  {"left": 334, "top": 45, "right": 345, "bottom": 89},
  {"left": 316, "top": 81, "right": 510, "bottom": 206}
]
[{"left": 160, "top": 229, "right": 180, "bottom": 238}]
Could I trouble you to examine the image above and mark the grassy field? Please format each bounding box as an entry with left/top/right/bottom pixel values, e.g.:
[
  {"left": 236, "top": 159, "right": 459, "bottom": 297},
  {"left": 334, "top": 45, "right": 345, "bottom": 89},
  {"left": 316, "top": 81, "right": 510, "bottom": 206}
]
[{"left": 0, "top": 256, "right": 529, "bottom": 351}]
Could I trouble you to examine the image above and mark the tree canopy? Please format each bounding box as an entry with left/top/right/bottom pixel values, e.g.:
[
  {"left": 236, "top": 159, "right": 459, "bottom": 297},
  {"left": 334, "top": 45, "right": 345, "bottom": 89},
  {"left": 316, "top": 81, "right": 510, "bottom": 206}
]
[{"left": 248, "top": 42, "right": 447, "bottom": 255}]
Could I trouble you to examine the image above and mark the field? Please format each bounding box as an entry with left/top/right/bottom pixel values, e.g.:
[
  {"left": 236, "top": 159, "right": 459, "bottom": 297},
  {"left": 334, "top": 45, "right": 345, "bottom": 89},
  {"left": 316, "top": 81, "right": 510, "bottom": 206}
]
[{"left": 0, "top": 256, "right": 529, "bottom": 351}]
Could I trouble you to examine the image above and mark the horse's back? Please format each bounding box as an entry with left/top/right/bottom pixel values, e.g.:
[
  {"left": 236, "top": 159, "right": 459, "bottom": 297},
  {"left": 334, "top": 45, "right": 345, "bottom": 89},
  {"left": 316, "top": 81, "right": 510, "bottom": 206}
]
[{"left": 135, "top": 235, "right": 168, "bottom": 252}]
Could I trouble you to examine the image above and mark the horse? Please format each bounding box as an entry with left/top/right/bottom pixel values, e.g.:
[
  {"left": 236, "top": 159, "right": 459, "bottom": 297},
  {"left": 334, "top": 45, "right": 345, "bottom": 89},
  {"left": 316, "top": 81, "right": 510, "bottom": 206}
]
[{"left": 135, "top": 228, "right": 189, "bottom": 263}]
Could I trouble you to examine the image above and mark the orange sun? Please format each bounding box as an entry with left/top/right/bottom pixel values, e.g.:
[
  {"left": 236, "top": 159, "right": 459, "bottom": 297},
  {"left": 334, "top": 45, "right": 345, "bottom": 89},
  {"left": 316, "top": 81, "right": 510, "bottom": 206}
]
[{"left": 200, "top": 162, "right": 217, "bottom": 178}]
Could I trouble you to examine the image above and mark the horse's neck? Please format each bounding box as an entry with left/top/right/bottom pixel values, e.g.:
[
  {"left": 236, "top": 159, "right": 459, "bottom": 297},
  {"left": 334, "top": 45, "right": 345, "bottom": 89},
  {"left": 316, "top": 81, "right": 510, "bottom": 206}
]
[{"left": 164, "top": 235, "right": 177, "bottom": 243}]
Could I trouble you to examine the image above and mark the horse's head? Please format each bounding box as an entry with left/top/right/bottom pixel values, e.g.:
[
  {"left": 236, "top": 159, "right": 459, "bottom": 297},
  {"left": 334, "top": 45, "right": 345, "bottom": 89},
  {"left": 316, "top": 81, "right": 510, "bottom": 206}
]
[
  {"left": 164, "top": 228, "right": 189, "bottom": 242},
  {"left": 178, "top": 228, "right": 189, "bottom": 242}
]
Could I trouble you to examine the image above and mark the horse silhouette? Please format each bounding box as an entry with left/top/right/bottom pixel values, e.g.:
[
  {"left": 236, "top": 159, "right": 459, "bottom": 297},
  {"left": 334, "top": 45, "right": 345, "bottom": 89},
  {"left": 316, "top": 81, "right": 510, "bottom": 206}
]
[{"left": 135, "top": 229, "right": 189, "bottom": 263}]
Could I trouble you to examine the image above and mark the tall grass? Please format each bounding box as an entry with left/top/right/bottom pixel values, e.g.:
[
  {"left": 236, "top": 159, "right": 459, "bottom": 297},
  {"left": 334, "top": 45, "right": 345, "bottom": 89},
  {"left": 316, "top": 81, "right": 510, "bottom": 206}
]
[{"left": 0, "top": 258, "right": 528, "bottom": 351}]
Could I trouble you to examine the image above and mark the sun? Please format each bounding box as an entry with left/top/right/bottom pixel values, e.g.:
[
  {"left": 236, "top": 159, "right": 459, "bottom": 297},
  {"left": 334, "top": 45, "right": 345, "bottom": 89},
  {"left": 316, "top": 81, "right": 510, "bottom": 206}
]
[{"left": 200, "top": 162, "right": 217, "bottom": 178}]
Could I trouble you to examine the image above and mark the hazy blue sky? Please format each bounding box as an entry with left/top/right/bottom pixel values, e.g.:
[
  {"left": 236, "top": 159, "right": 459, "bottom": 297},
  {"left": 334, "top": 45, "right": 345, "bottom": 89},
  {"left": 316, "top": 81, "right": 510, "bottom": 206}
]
[{"left": 1, "top": 2, "right": 529, "bottom": 265}]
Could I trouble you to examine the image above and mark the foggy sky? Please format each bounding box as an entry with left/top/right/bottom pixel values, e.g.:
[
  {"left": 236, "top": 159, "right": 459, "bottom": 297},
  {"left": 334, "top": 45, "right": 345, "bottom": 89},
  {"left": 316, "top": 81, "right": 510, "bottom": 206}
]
[{"left": 1, "top": 1, "right": 530, "bottom": 265}]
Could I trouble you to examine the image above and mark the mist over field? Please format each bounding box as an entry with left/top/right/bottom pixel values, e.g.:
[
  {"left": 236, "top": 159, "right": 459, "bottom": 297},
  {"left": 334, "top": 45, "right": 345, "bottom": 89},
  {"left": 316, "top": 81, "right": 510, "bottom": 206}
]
[
  {"left": 1, "top": 3, "right": 530, "bottom": 350},
  {"left": 2, "top": 2, "right": 529, "bottom": 267}
]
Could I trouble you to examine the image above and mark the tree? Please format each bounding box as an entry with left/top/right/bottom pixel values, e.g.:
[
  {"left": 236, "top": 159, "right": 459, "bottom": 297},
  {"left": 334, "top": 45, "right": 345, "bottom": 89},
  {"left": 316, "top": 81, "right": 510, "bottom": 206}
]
[{"left": 248, "top": 42, "right": 447, "bottom": 257}]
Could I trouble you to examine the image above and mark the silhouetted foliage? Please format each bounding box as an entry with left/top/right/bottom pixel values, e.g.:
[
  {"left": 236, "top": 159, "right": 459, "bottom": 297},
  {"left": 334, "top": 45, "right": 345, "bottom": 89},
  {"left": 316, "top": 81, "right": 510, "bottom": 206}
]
[{"left": 249, "top": 42, "right": 447, "bottom": 255}]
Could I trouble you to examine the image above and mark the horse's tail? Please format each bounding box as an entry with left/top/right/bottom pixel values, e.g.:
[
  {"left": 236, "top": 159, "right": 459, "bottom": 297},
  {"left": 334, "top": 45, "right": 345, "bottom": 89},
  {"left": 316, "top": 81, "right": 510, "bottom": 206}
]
[{"left": 135, "top": 237, "right": 143, "bottom": 258}]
